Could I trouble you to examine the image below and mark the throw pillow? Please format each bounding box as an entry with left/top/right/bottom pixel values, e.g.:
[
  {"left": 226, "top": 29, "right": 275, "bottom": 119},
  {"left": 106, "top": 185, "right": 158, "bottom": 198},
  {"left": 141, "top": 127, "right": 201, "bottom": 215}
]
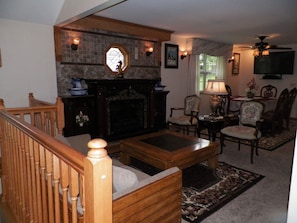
[{"left": 112, "top": 166, "right": 138, "bottom": 192}]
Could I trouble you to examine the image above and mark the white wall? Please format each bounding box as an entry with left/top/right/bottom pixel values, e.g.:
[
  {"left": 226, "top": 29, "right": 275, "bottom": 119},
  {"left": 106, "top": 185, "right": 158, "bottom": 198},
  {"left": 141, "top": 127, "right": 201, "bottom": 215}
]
[
  {"left": 161, "top": 35, "right": 190, "bottom": 119},
  {"left": 228, "top": 46, "right": 297, "bottom": 118},
  {"left": 287, "top": 131, "right": 297, "bottom": 223},
  {"left": 0, "top": 19, "right": 57, "bottom": 107}
]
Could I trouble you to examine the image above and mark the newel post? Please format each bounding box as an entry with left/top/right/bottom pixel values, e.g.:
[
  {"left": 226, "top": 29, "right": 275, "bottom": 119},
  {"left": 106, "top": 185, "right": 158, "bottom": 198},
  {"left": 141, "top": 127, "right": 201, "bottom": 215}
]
[{"left": 84, "top": 138, "right": 112, "bottom": 223}]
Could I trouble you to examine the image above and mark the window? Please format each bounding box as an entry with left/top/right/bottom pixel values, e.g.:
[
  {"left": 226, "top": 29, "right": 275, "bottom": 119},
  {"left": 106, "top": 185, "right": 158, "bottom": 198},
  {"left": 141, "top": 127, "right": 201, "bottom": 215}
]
[
  {"left": 199, "top": 54, "right": 219, "bottom": 91},
  {"left": 105, "top": 45, "right": 129, "bottom": 74}
]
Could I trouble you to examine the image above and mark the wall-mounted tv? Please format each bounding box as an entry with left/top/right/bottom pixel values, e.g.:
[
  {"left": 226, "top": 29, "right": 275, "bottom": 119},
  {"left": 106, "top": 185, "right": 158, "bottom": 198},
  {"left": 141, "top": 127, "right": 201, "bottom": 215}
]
[{"left": 254, "top": 51, "right": 295, "bottom": 76}]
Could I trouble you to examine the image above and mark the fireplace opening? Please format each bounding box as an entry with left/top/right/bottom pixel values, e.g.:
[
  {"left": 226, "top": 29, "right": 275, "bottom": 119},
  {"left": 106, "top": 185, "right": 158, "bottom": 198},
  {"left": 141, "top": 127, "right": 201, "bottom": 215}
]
[{"left": 108, "top": 98, "right": 147, "bottom": 137}]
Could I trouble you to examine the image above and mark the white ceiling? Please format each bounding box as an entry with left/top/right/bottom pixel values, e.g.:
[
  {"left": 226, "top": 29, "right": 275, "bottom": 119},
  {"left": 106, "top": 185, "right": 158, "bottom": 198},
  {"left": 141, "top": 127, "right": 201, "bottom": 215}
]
[{"left": 1, "top": 0, "right": 297, "bottom": 47}]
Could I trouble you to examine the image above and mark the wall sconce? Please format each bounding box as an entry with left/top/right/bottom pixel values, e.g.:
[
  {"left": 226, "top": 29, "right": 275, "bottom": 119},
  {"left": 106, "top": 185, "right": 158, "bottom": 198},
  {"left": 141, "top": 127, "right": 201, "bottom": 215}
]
[
  {"left": 181, "top": 52, "right": 188, "bottom": 60},
  {"left": 71, "top": 38, "right": 80, "bottom": 51},
  {"left": 146, "top": 47, "right": 153, "bottom": 56},
  {"left": 228, "top": 55, "right": 234, "bottom": 63}
]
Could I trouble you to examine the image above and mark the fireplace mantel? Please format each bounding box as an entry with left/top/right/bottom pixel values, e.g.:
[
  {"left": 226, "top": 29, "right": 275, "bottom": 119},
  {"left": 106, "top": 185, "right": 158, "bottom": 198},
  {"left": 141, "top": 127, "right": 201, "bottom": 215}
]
[{"left": 85, "top": 78, "right": 167, "bottom": 141}]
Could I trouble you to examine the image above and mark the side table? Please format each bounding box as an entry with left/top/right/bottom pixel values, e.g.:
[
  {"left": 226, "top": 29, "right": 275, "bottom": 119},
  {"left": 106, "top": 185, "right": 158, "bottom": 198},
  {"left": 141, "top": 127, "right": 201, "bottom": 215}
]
[{"left": 197, "top": 115, "right": 225, "bottom": 141}]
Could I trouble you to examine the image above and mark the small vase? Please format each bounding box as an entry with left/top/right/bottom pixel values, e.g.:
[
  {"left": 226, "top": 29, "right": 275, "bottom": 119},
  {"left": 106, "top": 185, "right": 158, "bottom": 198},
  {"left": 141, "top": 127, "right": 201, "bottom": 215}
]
[
  {"left": 79, "top": 122, "right": 84, "bottom": 127},
  {"left": 247, "top": 92, "right": 254, "bottom": 99}
]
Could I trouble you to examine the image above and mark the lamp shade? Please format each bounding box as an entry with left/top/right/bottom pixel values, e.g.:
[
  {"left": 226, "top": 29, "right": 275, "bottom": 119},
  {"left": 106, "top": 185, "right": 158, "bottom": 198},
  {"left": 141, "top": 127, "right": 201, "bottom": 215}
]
[{"left": 204, "top": 79, "right": 228, "bottom": 95}]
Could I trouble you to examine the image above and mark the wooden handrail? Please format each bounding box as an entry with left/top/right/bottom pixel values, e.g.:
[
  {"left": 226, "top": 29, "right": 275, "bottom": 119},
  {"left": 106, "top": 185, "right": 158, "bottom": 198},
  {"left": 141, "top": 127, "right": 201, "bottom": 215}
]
[{"left": 0, "top": 109, "right": 112, "bottom": 222}]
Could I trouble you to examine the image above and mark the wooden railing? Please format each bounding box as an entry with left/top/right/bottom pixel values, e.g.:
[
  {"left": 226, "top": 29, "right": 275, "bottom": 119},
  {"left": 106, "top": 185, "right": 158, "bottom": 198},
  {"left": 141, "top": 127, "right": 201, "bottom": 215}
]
[
  {"left": 0, "top": 93, "right": 64, "bottom": 136},
  {"left": 0, "top": 96, "right": 112, "bottom": 223}
]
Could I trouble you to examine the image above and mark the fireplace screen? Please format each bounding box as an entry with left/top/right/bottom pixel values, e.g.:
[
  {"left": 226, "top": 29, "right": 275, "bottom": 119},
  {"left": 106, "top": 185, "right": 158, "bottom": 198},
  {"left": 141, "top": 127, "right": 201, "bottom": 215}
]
[{"left": 108, "top": 98, "right": 147, "bottom": 136}]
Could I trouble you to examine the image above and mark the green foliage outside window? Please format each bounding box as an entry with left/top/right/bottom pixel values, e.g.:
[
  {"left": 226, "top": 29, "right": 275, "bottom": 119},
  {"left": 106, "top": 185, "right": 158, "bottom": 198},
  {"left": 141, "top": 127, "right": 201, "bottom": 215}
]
[{"left": 199, "top": 54, "right": 218, "bottom": 91}]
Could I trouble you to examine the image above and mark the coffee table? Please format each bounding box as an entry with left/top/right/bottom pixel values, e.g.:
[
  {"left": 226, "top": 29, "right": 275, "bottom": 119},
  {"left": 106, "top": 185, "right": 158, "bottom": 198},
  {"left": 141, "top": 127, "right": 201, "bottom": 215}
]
[{"left": 120, "top": 130, "right": 219, "bottom": 170}]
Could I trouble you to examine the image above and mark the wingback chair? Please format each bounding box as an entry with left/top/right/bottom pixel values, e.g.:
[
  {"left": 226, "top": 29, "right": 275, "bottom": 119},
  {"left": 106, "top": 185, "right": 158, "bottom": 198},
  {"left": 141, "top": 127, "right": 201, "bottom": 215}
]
[
  {"left": 220, "top": 101, "right": 265, "bottom": 164},
  {"left": 167, "top": 95, "right": 200, "bottom": 136}
]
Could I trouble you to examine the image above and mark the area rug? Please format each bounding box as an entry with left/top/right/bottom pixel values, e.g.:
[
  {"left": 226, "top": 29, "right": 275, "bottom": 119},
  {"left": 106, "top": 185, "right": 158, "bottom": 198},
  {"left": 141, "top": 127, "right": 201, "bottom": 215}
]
[
  {"left": 182, "top": 162, "right": 264, "bottom": 223},
  {"left": 128, "top": 159, "right": 264, "bottom": 223},
  {"left": 198, "top": 121, "right": 297, "bottom": 151},
  {"left": 224, "top": 124, "right": 296, "bottom": 151}
]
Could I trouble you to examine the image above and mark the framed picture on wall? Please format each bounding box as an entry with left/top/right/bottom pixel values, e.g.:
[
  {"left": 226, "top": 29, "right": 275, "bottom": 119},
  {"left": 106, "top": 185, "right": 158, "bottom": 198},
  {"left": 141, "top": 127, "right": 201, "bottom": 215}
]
[
  {"left": 232, "top": 53, "right": 240, "bottom": 74},
  {"left": 165, "top": 43, "right": 179, "bottom": 68}
]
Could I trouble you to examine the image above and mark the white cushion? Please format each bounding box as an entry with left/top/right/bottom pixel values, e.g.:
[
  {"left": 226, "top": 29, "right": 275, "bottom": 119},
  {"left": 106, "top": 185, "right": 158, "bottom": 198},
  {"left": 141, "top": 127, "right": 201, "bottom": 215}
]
[
  {"left": 112, "top": 166, "right": 138, "bottom": 192},
  {"left": 221, "top": 125, "right": 261, "bottom": 140},
  {"left": 168, "top": 116, "right": 197, "bottom": 125}
]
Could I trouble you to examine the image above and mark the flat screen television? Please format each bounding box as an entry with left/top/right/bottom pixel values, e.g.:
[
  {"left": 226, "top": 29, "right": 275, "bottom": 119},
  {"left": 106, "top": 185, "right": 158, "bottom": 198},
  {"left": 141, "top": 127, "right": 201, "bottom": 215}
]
[{"left": 254, "top": 51, "right": 295, "bottom": 76}]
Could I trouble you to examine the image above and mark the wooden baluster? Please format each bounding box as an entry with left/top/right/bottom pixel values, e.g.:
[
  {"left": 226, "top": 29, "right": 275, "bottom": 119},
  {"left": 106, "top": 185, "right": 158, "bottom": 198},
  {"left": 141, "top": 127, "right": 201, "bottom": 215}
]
[
  {"left": 53, "top": 154, "right": 61, "bottom": 223},
  {"left": 69, "top": 167, "right": 79, "bottom": 223},
  {"left": 33, "top": 139, "right": 43, "bottom": 222},
  {"left": 39, "top": 146, "right": 49, "bottom": 223},
  {"left": 24, "top": 135, "right": 34, "bottom": 222},
  {"left": 18, "top": 132, "right": 27, "bottom": 222},
  {"left": 56, "top": 97, "right": 65, "bottom": 135},
  {"left": 60, "top": 160, "right": 70, "bottom": 223},
  {"left": 45, "top": 149, "right": 54, "bottom": 223}
]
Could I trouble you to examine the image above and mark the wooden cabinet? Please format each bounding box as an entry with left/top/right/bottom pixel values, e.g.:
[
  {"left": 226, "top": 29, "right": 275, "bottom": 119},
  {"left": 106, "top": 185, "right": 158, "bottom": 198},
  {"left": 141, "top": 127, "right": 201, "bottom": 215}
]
[
  {"left": 154, "top": 91, "right": 169, "bottom": 129},
  {"left": 62, "top": 95, "right": 95, "bottom": 137}
]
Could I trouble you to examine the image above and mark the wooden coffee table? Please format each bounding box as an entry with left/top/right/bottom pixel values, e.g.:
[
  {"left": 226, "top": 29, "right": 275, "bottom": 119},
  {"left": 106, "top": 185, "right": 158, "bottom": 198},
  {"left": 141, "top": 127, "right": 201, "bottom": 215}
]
[{"left": 120, "top": 130, "right": 219, "bottom": 170}]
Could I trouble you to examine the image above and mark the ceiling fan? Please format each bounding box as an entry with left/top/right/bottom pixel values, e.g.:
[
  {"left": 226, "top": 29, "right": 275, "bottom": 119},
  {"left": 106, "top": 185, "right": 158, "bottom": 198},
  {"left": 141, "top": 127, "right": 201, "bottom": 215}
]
[
  {"left": 253, "top": 35, "right": 292, "bottom": 51},
  {"left": 238, "top": 35, "right": 292, "bottom": 56}
]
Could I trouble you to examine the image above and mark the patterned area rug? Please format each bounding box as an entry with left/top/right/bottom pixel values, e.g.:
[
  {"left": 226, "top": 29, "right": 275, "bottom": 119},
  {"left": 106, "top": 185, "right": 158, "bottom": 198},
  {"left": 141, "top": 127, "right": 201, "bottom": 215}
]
[
  {"left": 258, "top": 125, "right": 296, "bottom": 150},
  {"left": 182, "top": 162, "right": 264, "bottom": 223},
  {"left": 128, "top": 159, "right": 264, "bottom": 223},
  {"left": 225, "top": 123, "right": 297, "bottom": 151}
]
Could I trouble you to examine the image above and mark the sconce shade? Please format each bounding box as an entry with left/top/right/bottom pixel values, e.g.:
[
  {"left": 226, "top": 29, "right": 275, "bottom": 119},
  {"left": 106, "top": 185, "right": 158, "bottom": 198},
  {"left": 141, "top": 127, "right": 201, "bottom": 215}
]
[
  {"left": 204, "top": 79, "right": 228, "bottom": 95},
  {"left": 71, "top": 38, "right": 80, "bottom": 50},
  {"left": 181, "top": 52, "right": 187, "bottom": 60},
  {"left": 146, "top": 47, "right": 153, "bottom": 56}
]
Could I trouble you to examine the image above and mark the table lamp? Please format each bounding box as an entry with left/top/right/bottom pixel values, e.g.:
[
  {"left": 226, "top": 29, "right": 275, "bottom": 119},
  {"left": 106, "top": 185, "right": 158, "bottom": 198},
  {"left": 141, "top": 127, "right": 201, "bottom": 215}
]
[{"left": 204, "top": 79, "right": 228, "bottom": 116}]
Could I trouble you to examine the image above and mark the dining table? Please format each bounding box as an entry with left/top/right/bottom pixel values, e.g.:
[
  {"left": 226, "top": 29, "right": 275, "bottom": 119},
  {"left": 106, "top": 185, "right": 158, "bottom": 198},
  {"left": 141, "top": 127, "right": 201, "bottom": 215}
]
[{"left": 230, "top": 96, "right": 277, "bottom": 112}]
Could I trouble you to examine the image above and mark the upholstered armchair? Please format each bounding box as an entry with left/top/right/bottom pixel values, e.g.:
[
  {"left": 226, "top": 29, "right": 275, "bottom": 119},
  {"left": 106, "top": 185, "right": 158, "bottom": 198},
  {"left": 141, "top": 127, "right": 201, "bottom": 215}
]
[
  {"left": 220, "top": 101, "right": 265, "bottom": 164},
  {"left": 167, "top": 95, "right": 200, "bottom": 136}
]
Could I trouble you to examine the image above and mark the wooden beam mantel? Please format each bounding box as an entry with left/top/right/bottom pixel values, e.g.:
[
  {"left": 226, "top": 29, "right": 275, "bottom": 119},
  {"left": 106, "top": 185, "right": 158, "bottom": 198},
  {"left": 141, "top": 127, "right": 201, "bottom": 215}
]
[{"left": 69, "top": 15, "right": 173, "bottom": 41}]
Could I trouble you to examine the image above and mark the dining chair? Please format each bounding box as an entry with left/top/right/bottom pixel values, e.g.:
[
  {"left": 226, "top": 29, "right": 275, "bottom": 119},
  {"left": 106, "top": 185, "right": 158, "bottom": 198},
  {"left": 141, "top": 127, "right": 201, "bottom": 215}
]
[
  {"left": 260, "top": 84, "right": 277, "bottom": 98},
  {"left": 217, "top": 85, "right": 239, "bottom": 126},
  {"left": 283, "top": 87, "right": 297, "bottom": 130},
  {"left": 220, "top": 101, "right": 265, "bottom": 164},
  {"left": 225, "top": 84, "right": 233, "bottom": 97},
  {"left": 261, "top": 88, "right": 289, "bottom": 136},
  {"left": 167, "top": 95, "right": 200, "bottom": 136}
]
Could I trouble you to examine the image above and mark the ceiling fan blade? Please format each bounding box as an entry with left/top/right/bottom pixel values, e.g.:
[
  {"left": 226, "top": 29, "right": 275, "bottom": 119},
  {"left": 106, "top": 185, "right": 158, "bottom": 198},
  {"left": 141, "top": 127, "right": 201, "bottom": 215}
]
[{"left": 266, "top": 45, "right": 292, "bottom": 50}]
